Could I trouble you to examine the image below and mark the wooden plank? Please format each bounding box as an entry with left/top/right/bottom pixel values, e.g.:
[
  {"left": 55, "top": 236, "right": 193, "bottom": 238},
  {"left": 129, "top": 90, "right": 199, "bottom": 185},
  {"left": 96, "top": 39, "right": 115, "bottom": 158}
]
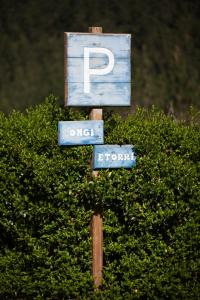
[
  {"left": 58, "top": 121, "right": 104, "bottom": 146},
  {"left": 65, "top": 33, "right": 131, "bottom": 58},
  {"left": 64, "top": 32, "right": 68, "bottom": 107},
  {"left": 67, "top": 58, "right": 130, "bottom": 83},
  {"left": 68, "top": 82, "right": 130, "bottom": 106},
  {"left": 93, "top": 145, "right": 136, "bottom": 169},
  {"left": 64, "top": 31, "right": 131, "bottom": 107}
]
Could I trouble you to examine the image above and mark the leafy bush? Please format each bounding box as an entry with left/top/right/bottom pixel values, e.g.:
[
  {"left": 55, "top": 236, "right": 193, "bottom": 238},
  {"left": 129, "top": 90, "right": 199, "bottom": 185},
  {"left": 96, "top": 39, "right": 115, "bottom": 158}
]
[{"left": 0, "top": 96, "right": 199, "bottom": 299}]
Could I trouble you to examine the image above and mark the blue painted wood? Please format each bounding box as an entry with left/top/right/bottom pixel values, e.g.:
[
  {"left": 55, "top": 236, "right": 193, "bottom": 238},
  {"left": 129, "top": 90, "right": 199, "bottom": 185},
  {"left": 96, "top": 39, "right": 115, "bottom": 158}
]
[
  {"left": 58, "top": 121, "right": 104, "bottom": 146},
  {"left": 93, "top": 145, "right": 136, "bottom": 169},
  {"left": 66, "top": 33, "right": 131, "bottom": 58},
  {"left": 64, "top": 33, "right": 131, "bottom": 107},
  {"left": 68, "top": 58, "right": 130, "bottom": 83},
  {"left": 68, "top": 82, "right": 130, "bottom": 106}
]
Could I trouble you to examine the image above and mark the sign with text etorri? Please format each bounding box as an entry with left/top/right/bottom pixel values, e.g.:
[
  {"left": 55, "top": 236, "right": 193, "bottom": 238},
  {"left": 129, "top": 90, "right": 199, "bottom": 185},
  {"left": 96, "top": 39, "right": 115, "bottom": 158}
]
[
  {"left": 93, "top": 145, "right": 136, "bottom": 169},
  {"left": 64, "top": 32, "right": 131, "bottom": 107},
  {"left": 58, "top": 121, "right": 104, "bottom": 146}
]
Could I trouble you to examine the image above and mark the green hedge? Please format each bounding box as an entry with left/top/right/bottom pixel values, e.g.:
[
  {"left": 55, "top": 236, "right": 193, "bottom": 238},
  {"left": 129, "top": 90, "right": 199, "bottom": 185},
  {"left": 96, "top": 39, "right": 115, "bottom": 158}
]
[{"left": 0, "top": 96, "right": 199, "bottom": 299}]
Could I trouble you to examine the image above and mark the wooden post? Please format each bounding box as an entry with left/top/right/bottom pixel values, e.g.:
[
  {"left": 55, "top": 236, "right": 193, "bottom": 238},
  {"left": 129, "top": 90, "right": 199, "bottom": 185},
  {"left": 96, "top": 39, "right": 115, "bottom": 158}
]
[{"left": 89, "top": 26, "right": 103, "bottom": 288}]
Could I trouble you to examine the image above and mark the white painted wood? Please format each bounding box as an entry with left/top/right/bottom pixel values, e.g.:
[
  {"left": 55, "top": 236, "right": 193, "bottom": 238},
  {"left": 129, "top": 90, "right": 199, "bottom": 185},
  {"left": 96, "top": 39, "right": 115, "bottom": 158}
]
[
  {"left": 58, "top": 120, "right": 104, "bottom": 145},
  {"left": 68, "top": 82, "right": 130, "bottom": 106},
  {"left": 83, "top": 47, "right": 114, "bottom": 93},
  {"left": 67, "top": 58, "right": 130, "bottom": 83},
  {"left": 65, "top": 33, "right": 131, "bottom": 58},
  {"left": 64, "top": 32, "right": 131, "bottom": 107},
  {"left": 93, "top": 145, "right": 136, "bottom": 169}
]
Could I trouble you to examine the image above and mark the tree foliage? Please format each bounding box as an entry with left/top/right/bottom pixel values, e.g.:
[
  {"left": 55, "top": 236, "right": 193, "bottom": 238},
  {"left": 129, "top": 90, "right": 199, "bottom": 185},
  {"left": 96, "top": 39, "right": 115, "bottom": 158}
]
[{"left": 0, "top": 96, "right": 199, "bottom": 299}]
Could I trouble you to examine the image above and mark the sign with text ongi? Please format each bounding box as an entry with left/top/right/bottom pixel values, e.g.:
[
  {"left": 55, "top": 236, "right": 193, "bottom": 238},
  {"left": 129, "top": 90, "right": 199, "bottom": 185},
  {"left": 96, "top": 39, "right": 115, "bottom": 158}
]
[
  {"left": 64, "top": 33, "right": 131, "bottom": 107},
  {"left": 58, "top": 121, "right": 104, "bottom": 146}
]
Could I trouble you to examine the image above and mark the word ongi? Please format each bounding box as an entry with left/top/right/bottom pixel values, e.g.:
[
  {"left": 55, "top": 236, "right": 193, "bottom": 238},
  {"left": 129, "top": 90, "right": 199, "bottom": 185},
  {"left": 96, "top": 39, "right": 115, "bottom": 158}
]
[
  {"left": 97, "top": 152, "right": 135, "bottom": 161},
  {"left": 66, "top": 128, "right": 95, "bottom": 137}
]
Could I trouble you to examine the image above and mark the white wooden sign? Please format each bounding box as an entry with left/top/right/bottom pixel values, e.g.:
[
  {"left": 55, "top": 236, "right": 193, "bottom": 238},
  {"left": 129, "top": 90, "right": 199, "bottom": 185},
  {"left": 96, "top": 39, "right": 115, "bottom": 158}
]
[{"left": 64, "top": 33, "right": 131, "bottom": 107}]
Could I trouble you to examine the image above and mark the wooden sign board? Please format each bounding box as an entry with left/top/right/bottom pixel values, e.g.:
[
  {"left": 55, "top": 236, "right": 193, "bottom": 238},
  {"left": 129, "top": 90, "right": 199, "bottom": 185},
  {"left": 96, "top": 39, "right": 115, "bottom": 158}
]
[
  {"left": 93, "top": 145, "right": 136, "bottom": 169},
  {"left": 58, "top": 121, "right": 104, "bottom": 146},
  {"left": 64, "top": 33, "right": 131, "bottom": 107}
]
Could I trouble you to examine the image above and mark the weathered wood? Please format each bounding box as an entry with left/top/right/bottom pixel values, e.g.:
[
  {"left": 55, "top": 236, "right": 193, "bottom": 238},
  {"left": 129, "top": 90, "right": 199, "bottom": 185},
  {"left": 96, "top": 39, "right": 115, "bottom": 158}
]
[
  {"left": 90, "top": 108, "right": 103, "bottom": 287},
  {"left": 93, "top": 145, "right": 136, "bottom": 169},
  {"left": 89, "top": 26, "right": 103, "bottom": 289},
  {"left": 68, "top": 58, "right": 130, "bottom": 83},
  {"left": 67, "top": 82, "right": 130, "bottom": 106},
  {"left": 89, "top": 108, "right": 103, "bottom": 120},
  {"left": 89, "top": 26, "right": 103, "bottom": 33},
  {"left": 91, "top": 213, "right": 103, "bottom": 288},
  {"left": 64, "top": 32, "right": 68, "bottom": 107},
  {"left": 65, "top": 33, "right": 131, "bottom": 58},
  {"left": 58, "top": 120, "right": 104, "bottom": 146},
  {"left": 64, "top": 30, "right": 131, "bottom": 107}
]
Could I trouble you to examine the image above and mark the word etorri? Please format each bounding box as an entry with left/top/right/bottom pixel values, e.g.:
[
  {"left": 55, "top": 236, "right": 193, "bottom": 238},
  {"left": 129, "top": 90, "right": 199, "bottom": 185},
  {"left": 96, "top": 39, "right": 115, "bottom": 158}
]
[{"left": 97, "top": 152, "right": 135, "bottom": 161}]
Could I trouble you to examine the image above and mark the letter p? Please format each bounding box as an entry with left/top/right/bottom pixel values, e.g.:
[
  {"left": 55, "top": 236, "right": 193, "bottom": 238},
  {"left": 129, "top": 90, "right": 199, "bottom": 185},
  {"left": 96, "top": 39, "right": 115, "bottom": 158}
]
[{"left": 84, "top": 47, "right": 114, "bottom": 93}]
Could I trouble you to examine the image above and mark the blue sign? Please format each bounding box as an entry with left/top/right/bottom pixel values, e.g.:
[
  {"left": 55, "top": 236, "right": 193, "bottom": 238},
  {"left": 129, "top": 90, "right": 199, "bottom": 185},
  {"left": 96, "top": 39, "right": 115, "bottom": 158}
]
[
  {"left": 64, "top": 33, "right": 131, "bottom": 107},
  {"left": 58, "top": 121, "right": 104, "bottom": 146},
  {"left": 93, "top": 145, "right": 136, "bottom": 169}
]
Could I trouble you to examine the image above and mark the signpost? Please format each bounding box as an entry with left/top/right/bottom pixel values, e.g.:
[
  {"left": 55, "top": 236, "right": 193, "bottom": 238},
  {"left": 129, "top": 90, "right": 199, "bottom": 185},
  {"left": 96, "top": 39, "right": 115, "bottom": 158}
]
[{"left": 60, "top": 26, "right": 133, "bottom": 289}]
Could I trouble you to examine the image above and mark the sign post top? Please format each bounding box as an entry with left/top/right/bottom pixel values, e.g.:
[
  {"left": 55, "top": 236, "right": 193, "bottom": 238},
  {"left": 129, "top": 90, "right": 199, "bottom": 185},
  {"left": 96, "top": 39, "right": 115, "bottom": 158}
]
[
  {"left": 64, "top": 31, "right": 131, "bottom": 107},
  {"left": 89, "top": 26, "right": 103, "bottom": 33}
]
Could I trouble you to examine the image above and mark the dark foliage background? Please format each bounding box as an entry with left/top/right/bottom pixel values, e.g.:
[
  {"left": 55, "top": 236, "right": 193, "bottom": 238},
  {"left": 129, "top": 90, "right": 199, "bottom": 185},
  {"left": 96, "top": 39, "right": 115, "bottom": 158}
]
[
  {"left": 0, "top": 0, "right": 200, "bottom": 113},
  {"left": 0, "top": 97, "right": 199, "bottom": 299}
]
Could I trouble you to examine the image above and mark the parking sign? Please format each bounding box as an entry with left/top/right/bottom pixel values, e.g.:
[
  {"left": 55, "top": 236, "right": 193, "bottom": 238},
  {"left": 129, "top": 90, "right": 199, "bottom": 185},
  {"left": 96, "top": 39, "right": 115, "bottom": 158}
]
[{"left": 64, "top": 33, "right": 131, "bottom": 107}]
